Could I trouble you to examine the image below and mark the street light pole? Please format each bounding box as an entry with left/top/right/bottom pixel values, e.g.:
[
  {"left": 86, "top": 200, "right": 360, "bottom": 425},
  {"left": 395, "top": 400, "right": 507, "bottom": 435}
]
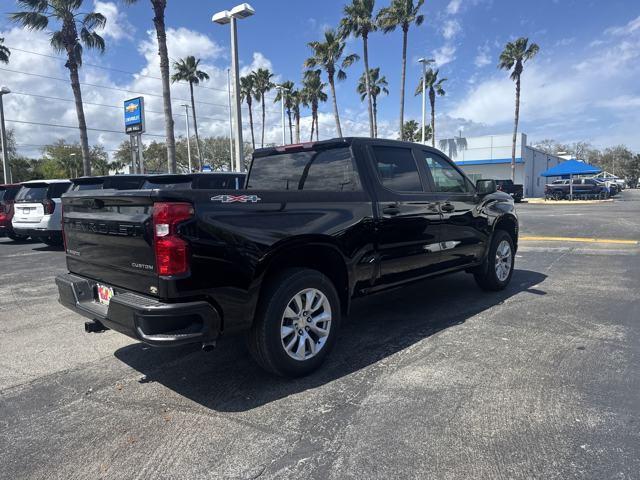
[
  {"left": 227, "top": 68, "right": 235, "bottom": 171},
  {"left": 182, "top": 104, "right": 192, "bottom": 172},
  {"left": 213, "top": 4, "right": 255, "bottom": 173},
  {"left": 0, "top": 87, "right": 11, "bottom": 183},
  {"left": 418, "top": 59, "right": 428, "bottom": 145},
  {"left": 275, "top": 85, "right": 289, "bottom": 146}
]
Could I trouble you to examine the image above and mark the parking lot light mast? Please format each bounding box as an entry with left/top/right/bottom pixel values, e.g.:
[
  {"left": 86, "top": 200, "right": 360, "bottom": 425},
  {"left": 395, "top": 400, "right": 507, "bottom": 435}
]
[
  {"left": 181, "top": 104, "right": 193, "bottom": 172},
  {"left": 0, "top": 86, "right": 11, "bottom": 183},
  {"left": 227, "top": 68, "right": 234, "bottom": 171},
  {"left": 275, "top": 84, "right": 289, "bottom": 146},
  {"left": 213, "top": 3, "right": 255, "bottom": 172},
  {"left": 417, "top": 59, "right": 428, "bottom": 144}
]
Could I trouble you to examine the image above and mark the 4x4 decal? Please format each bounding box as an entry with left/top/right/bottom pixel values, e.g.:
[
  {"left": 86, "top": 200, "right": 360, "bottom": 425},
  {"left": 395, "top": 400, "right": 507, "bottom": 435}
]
[{"left": 211, "top": 194, "right": 262, "bottom": 203}]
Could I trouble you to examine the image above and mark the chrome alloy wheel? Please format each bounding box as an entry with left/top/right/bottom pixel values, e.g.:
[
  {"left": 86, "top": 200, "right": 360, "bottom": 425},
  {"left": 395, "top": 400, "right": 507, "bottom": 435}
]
[
  {"left": 495, "top": 239, "right": 512, "bottom": 282},
  {"left": 280, "top": 288, "right": 332, "bottom": 361}
]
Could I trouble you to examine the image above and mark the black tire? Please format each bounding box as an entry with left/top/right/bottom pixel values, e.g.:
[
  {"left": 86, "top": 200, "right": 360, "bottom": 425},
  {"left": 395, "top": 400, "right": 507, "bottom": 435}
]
[
  {"left": 43, "top": 235, "right": 63, "bottom": 247},
  {"left": 8, "top": 233, "right": 29, "bottom": 241},
  {"left": 248, "top": 268, "right": 341, "bottom": 377},
  {"left": 473, "top": 230, "right": 515, "bottom": 291}
]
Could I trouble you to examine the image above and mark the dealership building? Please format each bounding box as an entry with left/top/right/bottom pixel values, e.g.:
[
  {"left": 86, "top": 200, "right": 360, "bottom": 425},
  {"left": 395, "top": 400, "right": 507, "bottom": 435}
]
[{"left": 439, "top": 133, "right": 564, "bottom": 198}]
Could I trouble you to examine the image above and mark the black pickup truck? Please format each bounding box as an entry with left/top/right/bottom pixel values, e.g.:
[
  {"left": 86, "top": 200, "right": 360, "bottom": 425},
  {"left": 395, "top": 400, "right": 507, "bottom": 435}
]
[
  {"left": 56, "top": 138, "right": 518, "bottom": 376},
  {"left": 495, "top": 179, "right": 523, "bottom": 202}
]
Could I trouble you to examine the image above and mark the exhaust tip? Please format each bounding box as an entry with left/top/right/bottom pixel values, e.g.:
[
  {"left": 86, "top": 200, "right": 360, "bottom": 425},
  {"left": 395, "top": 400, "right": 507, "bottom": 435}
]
[{"left": 202, "top": 341, "right": 216, "bottom": 352}]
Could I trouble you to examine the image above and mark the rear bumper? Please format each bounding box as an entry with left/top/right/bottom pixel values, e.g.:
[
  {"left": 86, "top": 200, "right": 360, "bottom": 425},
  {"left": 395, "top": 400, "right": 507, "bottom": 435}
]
[
  {"left": 11, "top": 227, "right": 60, "bottom": 238},
  {"left": 55, "top": 273, "right": 221, "bottom": 347}
]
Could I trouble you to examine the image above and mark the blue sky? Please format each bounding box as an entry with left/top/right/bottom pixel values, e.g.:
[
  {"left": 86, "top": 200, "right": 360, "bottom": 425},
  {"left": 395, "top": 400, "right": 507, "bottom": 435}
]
[{"left": 1, "top": 0, "right": 639, "bottom": 157}]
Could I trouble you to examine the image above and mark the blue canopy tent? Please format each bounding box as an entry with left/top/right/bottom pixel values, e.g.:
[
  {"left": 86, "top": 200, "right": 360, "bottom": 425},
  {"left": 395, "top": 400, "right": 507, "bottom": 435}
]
[{"left": 540, "top": 160, "right": 602, "bottom": 200}]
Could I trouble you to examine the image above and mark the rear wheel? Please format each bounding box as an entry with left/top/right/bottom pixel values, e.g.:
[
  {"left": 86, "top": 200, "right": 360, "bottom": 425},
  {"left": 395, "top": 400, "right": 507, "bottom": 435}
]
[
  {"left": 8, "top": 233, "right": 29, "bottom": 241},
  {"left": 248, "top": 268, "right": 341, "bottom": 377},
  {"left": 43, "top": 234, "right": 63, "bottom": 247},
  {"left": 474, "top": 230, "right": 515, "bottom": 291}
]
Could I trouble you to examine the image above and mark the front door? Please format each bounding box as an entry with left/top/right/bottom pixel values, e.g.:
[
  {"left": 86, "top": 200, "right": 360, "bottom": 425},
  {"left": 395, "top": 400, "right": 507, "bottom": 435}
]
[
  {"left": 419, "top": 150, "right": 488, "bottom": 270},
  {"left": 366, "top": 143, "right": 443, "bottom": 287}
]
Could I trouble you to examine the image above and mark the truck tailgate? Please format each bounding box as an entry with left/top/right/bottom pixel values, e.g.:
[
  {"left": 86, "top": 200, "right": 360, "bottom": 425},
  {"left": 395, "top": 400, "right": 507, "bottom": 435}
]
[{"left": 62, "top": 191, "right": 158, "bottom": 295}]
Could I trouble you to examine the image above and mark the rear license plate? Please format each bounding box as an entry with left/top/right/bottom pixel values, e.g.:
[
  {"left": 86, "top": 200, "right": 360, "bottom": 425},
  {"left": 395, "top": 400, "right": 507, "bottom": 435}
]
[{"left": 96, "top": 284, "right": 114, "bottom": 306}]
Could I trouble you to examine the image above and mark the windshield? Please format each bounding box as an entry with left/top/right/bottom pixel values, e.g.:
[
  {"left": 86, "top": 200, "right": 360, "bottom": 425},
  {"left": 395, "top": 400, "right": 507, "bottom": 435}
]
[
  {"left": 15, "top": 185, "right": 49, "bottom": 202},
  {"left": 248, "top": 147, "right": 361, "bottom": 191}
]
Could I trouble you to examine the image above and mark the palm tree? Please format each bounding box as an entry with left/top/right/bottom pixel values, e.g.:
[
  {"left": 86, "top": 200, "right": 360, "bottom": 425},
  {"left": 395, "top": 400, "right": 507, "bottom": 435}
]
[
  {"left": 252, "top": 68, "right": 274, "bottom": 148},
  {"left": 499, "top": 37, "right": 539, "bottom": 182},
  {"left": 415, "top": 68, "right": 446, "bottom": 147},
  {"left": 301, "top": 70, "right": 328, "bottom": 141},
  {"left": 274, "top": 80, "right": 295, "bottom": 144},
  {"left": 305, "top": 29, "right": 359, "bottom": 138},
  {"left": 340, "top": 0, "right": 377, "bottom": 137},
  {"left": 357, "top": 67, "right": 388, "bottom": 137},
  {"left": 123, "top": 0, "right": 176, "bottom": 173},
  {"left": 239, "top": 75, "right": 257, "bottom": 150},
  {"left": 0, "top": 37, "right": 10, "bottom": 64},
  {"left": 401, "top": 119, "right": 422, "bottom": 142},
  {"left": 291, "top": 89, "right": 302, "bottom": 143},
  {"left": 171, "top": 56, "right": 209, "bottom": 170},
  {"left": 11, "top": 1, "right": 106, "bottom": 176},
  {"left": 377, "top": 0, "right": 424, "bottom": 138}
]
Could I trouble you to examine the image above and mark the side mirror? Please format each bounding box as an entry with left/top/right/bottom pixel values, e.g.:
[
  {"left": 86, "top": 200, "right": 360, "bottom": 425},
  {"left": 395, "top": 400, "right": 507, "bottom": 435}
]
[{"left": 476, "top": 179, "right": 496, "bottom": 196}]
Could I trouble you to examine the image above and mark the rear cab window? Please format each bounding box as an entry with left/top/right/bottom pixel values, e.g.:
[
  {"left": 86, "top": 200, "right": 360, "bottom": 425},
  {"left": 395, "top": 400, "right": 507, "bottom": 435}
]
[
  {"left": 0, "top": 187, "right": 19, "bottom": 202},
  {"left": 142, "top": 178, "right": 193, "bottom": 190},
  {"left": 194, "top": 174, "right": 245, "bottom": 190},
  {"left": 370, "top": 146, "right": 423, "bottom": 193},
  {"left": 248, "top": 146, "right": 361, "bottom": 191}
]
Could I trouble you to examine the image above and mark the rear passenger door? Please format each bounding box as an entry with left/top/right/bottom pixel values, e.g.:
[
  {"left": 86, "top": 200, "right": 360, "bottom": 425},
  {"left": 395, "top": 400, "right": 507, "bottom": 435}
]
[
  {"left": 419, "top": 150, "right": 487, "bottom": 269},
  {"left": 367, "top": 144, "right": 443, "bottom": 287}
]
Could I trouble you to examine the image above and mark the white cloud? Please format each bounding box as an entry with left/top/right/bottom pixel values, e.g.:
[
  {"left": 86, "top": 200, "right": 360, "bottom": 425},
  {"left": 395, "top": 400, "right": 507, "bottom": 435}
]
[
  {"left": 433, "top": 44, "right": 457, "bottom": 67},
  {"left": 446, "top": 0, "right": 462, "bottom": 15},
  {"left": 605, "top": 15, "right": 640, "bottom": 36},
  {"left": 442, "top": 19, "right": 461, "bottom": 40},
  {"left": 93, "top": 1, "right": 134, "bottom": 41},
  {"left": 474, "top": 43, "right": 491, "bottom": 67}
]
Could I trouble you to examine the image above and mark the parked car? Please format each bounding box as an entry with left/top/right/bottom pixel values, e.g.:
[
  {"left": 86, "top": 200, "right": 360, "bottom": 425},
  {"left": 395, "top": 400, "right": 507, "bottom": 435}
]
[
  {"left": 0, "top": 184, "right": 28, "bottom": 240},
  {"left": 495, "top": 179, "right": 523, "bottom": 202},
  {"left": 71, "top": 175, "right": 148, "bottom": 191},
  {"left": 12, "top": 179, "right": 71, "bottom": 245},
  {"left": 544, "top": 178, "right": 605, "bottom": 200},
  {"left": 55, "top": 138, "right": 518, "bottom": 377}
]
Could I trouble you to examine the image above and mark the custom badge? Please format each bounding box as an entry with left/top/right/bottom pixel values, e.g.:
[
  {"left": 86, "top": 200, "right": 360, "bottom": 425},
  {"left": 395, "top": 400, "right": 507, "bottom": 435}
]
[{"left": 211, "top": 194, "right": 262, "bottom": 203}]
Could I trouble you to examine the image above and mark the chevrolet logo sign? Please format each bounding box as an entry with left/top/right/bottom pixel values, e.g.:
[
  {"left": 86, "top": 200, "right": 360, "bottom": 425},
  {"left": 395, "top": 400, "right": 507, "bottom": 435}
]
[{"left": 125, "top": 103, "right": 138, "bottom": 112}]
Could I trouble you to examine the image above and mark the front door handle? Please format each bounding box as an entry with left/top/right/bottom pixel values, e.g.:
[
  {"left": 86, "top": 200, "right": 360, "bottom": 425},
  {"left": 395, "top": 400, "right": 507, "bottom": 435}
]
[
  {"left": 382, "top": 204, "right": 400, "bottom": 216},
  {"left": 441, "top": 203, "right": 455, "bottom": 213}
]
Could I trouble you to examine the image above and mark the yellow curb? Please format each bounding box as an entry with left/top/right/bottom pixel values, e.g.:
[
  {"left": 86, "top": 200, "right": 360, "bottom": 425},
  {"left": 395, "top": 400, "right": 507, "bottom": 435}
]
[
  {"left": 520, "top": 236, "right": 638, "bottom": 245},
  {"left": 525, "top": 198, "right": 614, "bottom": 204}
]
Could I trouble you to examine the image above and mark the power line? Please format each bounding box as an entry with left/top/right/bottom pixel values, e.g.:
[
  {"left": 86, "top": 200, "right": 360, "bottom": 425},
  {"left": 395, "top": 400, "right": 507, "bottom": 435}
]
[{"left": 5, "top": 118, "right": 166, "bottom": 137}]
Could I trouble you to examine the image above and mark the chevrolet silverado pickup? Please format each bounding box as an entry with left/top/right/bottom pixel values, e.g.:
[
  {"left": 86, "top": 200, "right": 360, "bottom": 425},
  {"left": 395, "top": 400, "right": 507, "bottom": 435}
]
[{"left": 56, "top": 138, "right": 518, "bottom": 377}]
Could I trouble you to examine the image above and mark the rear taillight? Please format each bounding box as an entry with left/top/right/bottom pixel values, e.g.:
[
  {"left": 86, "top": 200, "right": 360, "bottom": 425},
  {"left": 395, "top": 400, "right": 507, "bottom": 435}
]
[
  {"left": 42, "top": 199, "right": 55, "bottom": 215},
  {"left": 153, "top": 202, "right": 194, "bottom": 276}
]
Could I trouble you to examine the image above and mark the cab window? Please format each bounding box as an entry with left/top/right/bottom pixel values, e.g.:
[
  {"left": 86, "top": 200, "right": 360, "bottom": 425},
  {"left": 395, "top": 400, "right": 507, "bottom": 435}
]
[
  {"left": 371, "top": 146, "right": 423, "bottom": 192},
  {"left": 422, "top": 153, "right": 470, "bottom": 193}
]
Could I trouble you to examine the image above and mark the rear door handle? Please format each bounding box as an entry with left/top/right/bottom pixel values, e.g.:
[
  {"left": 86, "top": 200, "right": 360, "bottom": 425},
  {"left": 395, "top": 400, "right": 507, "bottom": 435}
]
[
  {"left": 441, "top": 203, "right": 455, "bottom": 213},
  {"left": 382, "top": 204, "right": 400, "bottom": 216}
]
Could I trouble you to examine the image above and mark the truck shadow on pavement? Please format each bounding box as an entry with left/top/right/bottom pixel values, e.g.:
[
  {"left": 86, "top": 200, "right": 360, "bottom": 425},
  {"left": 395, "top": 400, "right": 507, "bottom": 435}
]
[{"left": 115, "top": 269, "right": 547, "bottom": 412}]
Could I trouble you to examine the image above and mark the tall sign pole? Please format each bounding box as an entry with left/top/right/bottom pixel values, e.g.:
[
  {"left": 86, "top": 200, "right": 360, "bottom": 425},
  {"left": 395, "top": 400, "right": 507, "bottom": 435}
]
[
  {"left": 230, "top": 17, "right": 244, "bottom": 172},
  {"left": 0, "top": 90, "right": 10, "bottom": 183},
  {"left": 227, "top": 68, "right": 235, "bottom": 172},
  {"left": 124, "top": 97, "right": 145, "bottom": 173},
  {"left": 182, "top": 104, "right": 193, "bottom": 172}
]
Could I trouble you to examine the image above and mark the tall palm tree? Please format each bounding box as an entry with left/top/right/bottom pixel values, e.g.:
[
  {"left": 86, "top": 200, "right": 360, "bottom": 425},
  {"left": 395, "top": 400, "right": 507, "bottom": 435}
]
[
  {"left": 239, "top": 75, "right": 257, "bottom": 149},
  {"left": 340, "top": 0, "right": 377, "bottom": 137},
  {"left": 305, "top": 29, "right": 359, "bottom": 138},
  {"left": 301, "top": 70, "right": 328, "bottom": 141},
  {"left": 0, "top": 37, "right": 10, "bottom": 64},
  {"left": 171, "top": 56, "right": 209, "bottom": 170},
  {"left": 252, "top": 68, "right": 274, "bottom": 148},
  {"left": 291, "top": 89, "right": 302, "bottom": 143},
  {"left": 274, "top": 80, "right": 295, "bottom": 144},
  {"left": 12, "top": 0, "right": 107, "bottom": 177},
  {"left": 499, "top": 37, "right": 539, "bottom": 181},
  {"left": 377, "top": 0, "right": 424, "bottom": 138},
  {"left": 123, "top": 0, "right": 176, "bottom": 173},
  {"left": 414, "top": 68, "right": 446, "bottom": 147},
  {"left": 357, "top": 67, "right": 388, "bottom": 138}
]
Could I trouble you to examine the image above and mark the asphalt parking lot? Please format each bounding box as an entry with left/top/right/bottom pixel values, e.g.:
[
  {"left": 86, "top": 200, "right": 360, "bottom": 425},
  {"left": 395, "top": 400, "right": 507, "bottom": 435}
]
[{"left": 1, "top": 191, "right": 639, "bottom": 480}]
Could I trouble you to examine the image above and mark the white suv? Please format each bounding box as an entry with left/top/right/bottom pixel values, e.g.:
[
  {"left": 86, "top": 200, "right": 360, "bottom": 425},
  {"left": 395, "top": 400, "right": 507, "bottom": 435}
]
[{"left": 12, "top": 179, "right": 71, "bottom": 245}]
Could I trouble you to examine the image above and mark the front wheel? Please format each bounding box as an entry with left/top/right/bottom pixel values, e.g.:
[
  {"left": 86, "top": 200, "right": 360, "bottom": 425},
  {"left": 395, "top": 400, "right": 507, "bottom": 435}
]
[
  {"left": 474, "top": 230, "right": 515, "bottom": 291},
  {"left": 248, "top": 268, "right": 341, "bottom": 377}
]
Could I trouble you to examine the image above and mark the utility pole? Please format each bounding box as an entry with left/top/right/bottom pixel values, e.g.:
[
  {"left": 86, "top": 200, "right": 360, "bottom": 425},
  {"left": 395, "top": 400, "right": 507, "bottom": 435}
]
[
  {"left": 275, "top": 84, "right": 289, "bottom": 146},
  {"left": 418, "top": 59, "right": 427, "bottom": 144},
  {"left": 227, "top": 68, "right": 235, "bottom": 171},
  {"left": 0, "top": 87, "right": 11, "bottom": 183},
  {"left": 182, "top": 104, "right": 193, "bottom": 172}
]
